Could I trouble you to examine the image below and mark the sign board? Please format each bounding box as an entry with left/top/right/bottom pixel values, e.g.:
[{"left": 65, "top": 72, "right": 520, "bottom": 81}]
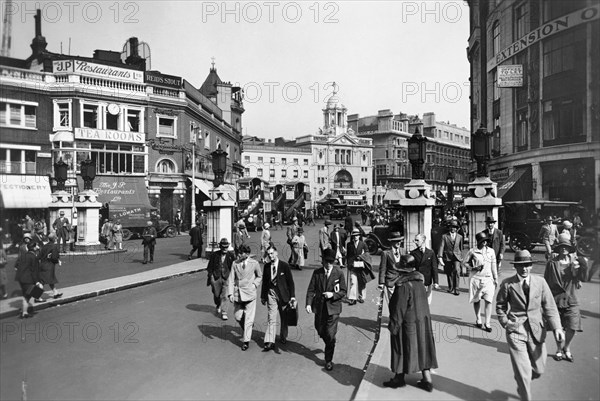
[
  {"left": 145, "top": 71, "right": 182, "bottom": 89},
  {"left": 52, "top": 60, "right": 144, "bottom": 83},
  {"left": 75, "top": 128, "right": 145, "bottom": 144},
  {"left": 264, "top": 202, "right": 272, "bottom": 212},
  {"left": 286, "top": 190, "right": 295, "bottom": 200},
  {"left": 238, "top": 189, "right": 249, "bottom": 201},
  {"left": 498, "top": 65, "right": 523, "bottom": 87}
]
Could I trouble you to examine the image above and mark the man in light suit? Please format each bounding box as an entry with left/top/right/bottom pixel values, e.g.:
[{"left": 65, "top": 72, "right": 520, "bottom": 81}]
[
  {"left": 330, "top": 224, "right": 347, "bottom": 266},
  {"left": 228, "top": 244, "right": 263, "bottom": 351},
  {"left": 496, "top": 250, "right": 563, "bottom": 401},
  {"left": 484, "top": 216, "right": 505, "bottom": 273},
  {"left": 261, "top": 245, "right": 296, "bottom": 351},
  {"left": 306, "top": 248, "right": 347, "bottom": 371},
  {"left": 377, "top": 232, "right": 404, "bottom": 303},
  {"left": 319, "top": 219, "right": 332, "bottom": 257},
  {"left": 410, "top": 233, "right": 439, "bottom": 305},
  {"left": 438, "top": 220, "right": 464, "bottom": 296}
]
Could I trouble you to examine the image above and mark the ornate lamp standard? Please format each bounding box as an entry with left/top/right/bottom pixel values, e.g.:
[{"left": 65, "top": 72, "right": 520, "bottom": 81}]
[
  {"left": 446, "top": 171, "right": 455, "bottom": 210},
  {"left": 471, "top": 124, "right": 492, "bottom": 178},
  {"left": 53, "top": 157, "right": 68, "bottom": 191},
  {"left": 79, "top": 157, "right": 96, "bottom": 190},
  {"left": 209, "top": 145, "right": 228, "bottom": 252},
  {"left": 407, "top": 127, "right": 428, "bottom": 180}
]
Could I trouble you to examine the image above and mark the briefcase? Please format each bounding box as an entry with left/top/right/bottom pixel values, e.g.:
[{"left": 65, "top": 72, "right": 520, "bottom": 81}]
[
  {"left": 283, "top": 305, "right": 298, "bottom": 327},
  {"left": 27, "top": 284, "right": 44, "bottom": 299}
]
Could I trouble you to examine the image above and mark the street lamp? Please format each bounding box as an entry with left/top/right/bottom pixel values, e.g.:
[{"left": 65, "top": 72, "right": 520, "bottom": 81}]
[
  {"left": 79, "top": 156, "right": 96, "bottom": 190},
  {"left": 209, "top": 144, "right": 228, "bottom": 252},
  {"left": 472, "top": 124, "right": 492, "bottom": 177},
  {"left": 54, "top": 157, "right": 68, "bottom": 191},
  {"left": 190, "top": 124, "right": 200, "bottom": 227},
  {"left": 446, "top": 171, "right": 455, "bottom": 210},
  {"left": 407, "top": 127, "right": 428, "bottom": 180}
]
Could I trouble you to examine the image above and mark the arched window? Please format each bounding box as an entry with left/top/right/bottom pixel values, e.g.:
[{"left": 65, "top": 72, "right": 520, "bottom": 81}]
[{"left": 157, "top": 159, "right": 175, "bottom": 173}]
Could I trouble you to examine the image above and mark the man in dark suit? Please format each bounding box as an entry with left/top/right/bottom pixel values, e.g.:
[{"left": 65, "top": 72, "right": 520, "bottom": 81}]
[
  {"left": 141, "top": 221, "right": 157, "bottom": 264},
  {"left": 496, "top": 250, "right": 563, "bottom": 401},
  {"left": 438, "top": 220, "right": 463, "bottom": 296},
  {"left": 206, "top": 238, "right": 236, "bottom": 320},
  {"left": 52, "top": 211, "right": 71, "bottom": 253},
  {"left": 346, "top": 228, "right": 371, "bottom": 305},
  {"left": 261, "top": 245, "right": 296, "bottom": 351},
  {"left": 188, "top": 223, "right": 203, "bottom": 260},
  {"left": 306, "top": 248, "right": 347, "bottom": 371},
  {"left": 330, "top": 224, "right": 347, "bottom": 266},
  {"left": 378, "top": 232, "right": 404, "bottom": 302},
  {"left": 484, "top": 216, "right": 505, "bottom": 273},
  {"left": 410, "top": 233, "right": 439, "bottom": 305}
]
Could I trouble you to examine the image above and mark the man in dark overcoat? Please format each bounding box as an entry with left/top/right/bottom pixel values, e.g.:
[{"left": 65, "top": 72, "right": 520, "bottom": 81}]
[
  {"left": 306, "top": 248, "right": 347, "bottom": 371},
  {"left": 207, "top": 238, "right": 236, "bottom": 320},
  {"left": 437, "top": 220, "right": 463, "bottom": 296},
  {"left": 483, "top": 216, "right": 505, "bottom": 273},
  {"left": 52, "top": 211, "right": 71, "bottom": 253},
  {"left": 141, "top": 221, "right": 157, "bottom": 264},
  {"left": 410, "top": 233, "right": 439, "bottom": 305},
  {"left": 188, "top": 223, "right": 203, "bottom": 260}
]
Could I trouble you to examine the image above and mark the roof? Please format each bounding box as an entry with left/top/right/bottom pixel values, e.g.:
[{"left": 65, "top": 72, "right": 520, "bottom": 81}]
[{"left": 199, "top": 67, "right": 223, "bottom": 97}]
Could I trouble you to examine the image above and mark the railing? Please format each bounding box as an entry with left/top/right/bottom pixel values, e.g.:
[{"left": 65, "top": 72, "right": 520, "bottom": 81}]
[
  {"left": 284, "top": 194, "right": 305, "bottom": 218},
  {"left": 0, "top": 66, "right": 45, "bottom": 82},
  {"left": 151, "top": 86, "right": 181, "bottom": 98},
  {"left": 80, "top": 76, "right": 145, "bottom": 93}
]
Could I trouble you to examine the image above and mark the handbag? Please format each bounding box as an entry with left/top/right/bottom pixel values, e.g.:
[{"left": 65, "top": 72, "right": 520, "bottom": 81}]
[
  {"left": 303, "top": 245, "right": 309, "bottom": 259},
  {"left": 27, "top": 283, "right": 44, "bottom": 299},
  {"left": 283, "top": 305, "right": 299, "bottom": 326}
]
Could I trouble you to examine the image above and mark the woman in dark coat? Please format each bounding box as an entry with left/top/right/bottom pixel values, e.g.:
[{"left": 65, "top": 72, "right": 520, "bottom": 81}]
[
  {"left": 14, "top": 241, "right": 41, "bottom": 318},
  {"left": 384, "top": 254, "right": 438, "bottom": 392},
  {"left": 39, "top": 233, "right": 63, "bottom": 299}
]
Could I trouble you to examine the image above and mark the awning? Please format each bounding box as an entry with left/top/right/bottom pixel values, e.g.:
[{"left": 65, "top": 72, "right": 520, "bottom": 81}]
[
  {"left": 497, "top": 168, "right": 527, "bottom": 198},
  {"left": 0, "top": 175, "right": 52, "bottom": 209},
  {"left": 190, "top": 178, "right": 213, "bottom": 197},
  {"left": 383, "top": 189, "right": 405, "bottom": 201},
  {"left": 50, "top": 131, "right": 74, "bottom": 142}
]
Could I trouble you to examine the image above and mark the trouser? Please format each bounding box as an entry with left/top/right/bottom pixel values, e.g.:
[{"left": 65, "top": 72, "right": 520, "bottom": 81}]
[
  {"left": 348, "top": 268, "right": 366, "bottom": 301},
  {"left": 189, "top": 245, "right": 201, "bottom": 258},
  {"left": 210, "top": 277, "right": 229, "bottom": 314},
  {"left": 288, "top": 246, "right": 298, "bottom": 267},
  {"left": 425, "top": 284, "right": 433, "bottom": 305},
  {"left": 316, "top": 311, "right": 339, "bottom": 363},
  {"left": 506, "top": 326, "right": 547, "bottom": 401},
  {"left": 143, "top": 243, "right": 155, "bottom": 262},
  {"left": 234, "top": 298, "right": 257, "bottom": 343},
  {"left": 445, "top": 260, "right": 461, "bottom": 291},
  {"left": 57, "top": 230, "right": 68, "bottom": 251},
  {"left": 264, "top": 288, "right": 288, "bottom": 344}
]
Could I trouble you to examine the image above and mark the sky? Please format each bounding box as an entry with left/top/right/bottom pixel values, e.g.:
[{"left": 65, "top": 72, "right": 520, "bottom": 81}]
[{"left": 8, "top": 0, "right": 471, "bottom": 138}]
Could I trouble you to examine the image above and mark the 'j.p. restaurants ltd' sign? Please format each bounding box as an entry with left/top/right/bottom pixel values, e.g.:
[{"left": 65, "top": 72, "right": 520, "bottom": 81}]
[{"left": 53, "top": 60, "right": 144, "bottom": 83}]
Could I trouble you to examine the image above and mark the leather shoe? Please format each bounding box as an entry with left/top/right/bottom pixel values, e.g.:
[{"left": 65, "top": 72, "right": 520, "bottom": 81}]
[
  {"left": 263, "top": 343, "right": 274, "bottom": 352},
  {"left": 357, "top": 298, "right": 364, "bottom": 303},
  {"left": 278, "top": 338, "right": 287, "bottom": 345},
  {"left": 475, "top": 321, "right": 482, "bottom": 329},
  {"left": 483, "top": 325, "right": 493, "bottom": 333},
  {"left": 453, "top": 291, "right": 460, "bottom": 296},
  {"left": 34, "top": 298, "right": 46, "bottom": 303},
  {"left": 383, "top": 377, "right": 406, "bottom": 388},
  {"left": 325, "top": 362, "right": 334, "bottom": 371},
  {"left": 348, "top": 300, "right": 357, "bottom": 305},
  {"left": 532, "top": 371, "right": 541, "bottom": 380},
  {"left": 417, "top": 380, "right": 433, "bottom": 392},
  {"left": 241, "top": 342, "right": 249, "bottom": 351},
  {"left": 53, "top": 293, "right": 63, "bottom": 299}
]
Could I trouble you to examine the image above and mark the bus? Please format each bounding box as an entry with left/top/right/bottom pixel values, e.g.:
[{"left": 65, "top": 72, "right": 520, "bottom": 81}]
[
  {"left": 330, "top": 187, "right": 367, "bottom": 214},
  {"left": 237, "top": 177, "right": 272, "bottom": 231}
]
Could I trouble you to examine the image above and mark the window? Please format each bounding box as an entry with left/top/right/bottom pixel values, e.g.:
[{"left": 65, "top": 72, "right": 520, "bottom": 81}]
[
  {"left": 542, "top": 98, "right": 584, "bottom": 145},
  {"left": 55, "top": 101, "right": 71, "bottom": 128},
  {"left": 303, "top": 170, "right": 308, "bottom": 178},
  {"left": 226, "top": 143, "right": 230, "bottom": 158},
  {"left": 83, "top": 104, "right": 99, "bottom": 128},
  {"left": 514, "top": 2, "right": 529, "bottom": 40},
  {"left": 543, "top": 30, "right": 584, "bottom": 78},
  {"left": 127, "top": 109, "right": 140, "bottom": 132},
  {"left": 282, "top": 158, "right": 287, "bottom": 164},
  {"left": 335, "top": 150, "right": 339, "bottom": 164},
  {"left": 157, "top": 159, "right": 176, "bottom": 173},
  {"left": 543, "top": 0, "right": 586, "bottom": 22},
  {"left": 57, "top": 142, "right": 145, "bottom": 175},
  {"left": 244, "top": 168, "right": 250, "bottom": 176},
  {"left": 0, "top": 147, "right": 38, "bottom": 174},
  {"left": 281, "top": 169, "right": 287, "bottom": 178},
  {"left": 258, "top": 156, "right": 263, "bottom": 163},
  {"left": 492, "top": 20, "right": 500, "bottom": 57},
  {"left": 0, "top": 101, "right": 38, "bottom": 128},
  {"left": 270, "top": 168, "right": 275, "bottom": 178},
  {"left": 293, "top": 158, "right": 298, "bottom": 164},
  {"left": 157, "top": 117, "right": 175, "bottom": 137},
  {"left": 303, "top": 159, "right": 308, "bottom": 165},
  {"left": 515, "top": 110, "right": 528, "bottom": 149},
  {"left": 244, "top": 156, "right": 250, "bottom": 163},
  {"left": 293, "top": 170, "right": 299, "bottom": 178},
  {"left": 257, "top": 168, "right": 263, "bottom": 177},
  {"left": 270, "top": 157, "right": 275, "bottom": 164},
  {"left": 105, "top": 108, "right": 119, "bottom": 130},
  {"left": 204, "top": 131, "right": 210, "bottom": 149}
]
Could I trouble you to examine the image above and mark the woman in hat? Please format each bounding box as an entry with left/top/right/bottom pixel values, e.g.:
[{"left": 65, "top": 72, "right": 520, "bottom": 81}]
[
  {"left": 291, "top": 226, "right": 306, "bottom": 270},
  {"left": 384, "top": 254, "right": 438, "bottom": 392},
  {"left": 543, "top": 233, "right": 588, "bottom": 363},
  {"left": 38, "top": 233, "right": 63, "bottom": 300},
  {"left": 260, "top": 223, "right": 272, "bottom": 263},
  {"left": 463, "top": 231, "right": 498, "bottom": 332},
  {"left": 14, "top": 241, "right": 42, "bottom": 318},
  {"left": 346, "top": 228, "right": 372, "bottom": 305}
]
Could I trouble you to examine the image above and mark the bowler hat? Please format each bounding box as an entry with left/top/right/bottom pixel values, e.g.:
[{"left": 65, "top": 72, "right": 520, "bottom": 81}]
[
  {"left": 448, "top": 220, "right": 459, "bottom": 228},
  {"left": 351, "top": 228, "right": 361, "bottom": 237},
  {"left": 485, "top": 216, "right": 496, "bottom": 224},
  {"left": 219, "top": 238, "right": 230, "bottom": 247},
  {"left": 476, "top": 231, "right": 489, "bottom": 246},
  {"left": 388, "top": 232, "right": 403, "bottom": 242},
  {"left": 511, "top": 250, "right": 534, "bottom": 265},
  {"left": 323, "top": 248, "right": 336, "bottom": 263},
  {"left": 553, "top": 233, "right": 575, "bottom": 253},
  {"left": 59, "top": 211, "right": 65, "bottom": 215},
  {"left": 324, "top": 219, "right": 332, "bottom": 226}
]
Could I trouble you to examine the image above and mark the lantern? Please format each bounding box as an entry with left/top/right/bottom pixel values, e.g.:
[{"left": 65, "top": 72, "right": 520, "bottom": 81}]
[
  {"left": 472, "top": 124, "right": 492, "bottom": 177},
  {"left": 407, "top": 127, "right": 427, "bottom": 179},
  {"left": 54, "top": 157, "right": 68, "bottom": 191},
  {"left": 446, "top": 171, "right": 455, "bottom": 209},
  {"left": 80, "top": 156, "right": 96, "bottom": 190},
  {"left": 211, "top": 145, "right": 228, "bottom": 188}
]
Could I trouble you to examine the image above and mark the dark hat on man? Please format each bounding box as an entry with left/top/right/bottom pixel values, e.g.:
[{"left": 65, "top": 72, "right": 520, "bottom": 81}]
[
  {"left": 448, "top": 220, "right": 459, "bottom": 228},
  {"left": 219, "top": 238, "right": 230, "bottom": 247},
  {"left": 297, "top": 227, "right": 304, "bottom": 233},
  {"left": 485, "top": 216, "right": 497, "bottom": 224},
  {"left": 388, "top": 232, "right": 403, "bottom": 242},
  {"left": 553, "top": 233, "right": 575, "bottom": 253},
  {"left": 323, "top": 248, "right": 336, "bottom": 263},
  {"left": 59, "top": 211, "right": 65, "bottom": 215},
  {"left": 324, "top": 219, "right": 332, "bottom": 226},
  {"left": 511, "top": 250, "right": 534, "bottom": 265},
  {"left": 476, "top": 231, "right": 489, "bottom": 246}
]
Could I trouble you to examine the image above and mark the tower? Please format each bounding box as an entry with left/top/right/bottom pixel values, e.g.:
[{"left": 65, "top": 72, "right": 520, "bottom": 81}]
[{"left": 322, "top": 82, "right": 348, "bottom": 136}]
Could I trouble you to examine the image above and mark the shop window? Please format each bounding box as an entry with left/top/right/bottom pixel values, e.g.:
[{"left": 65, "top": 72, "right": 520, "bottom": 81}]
[
  {"left": 157, "top": 159, "right": 175, "bottom": 173},
  {"left": 157, "top": 116, "right": 176, "bottom": 137},
  {"left": 542, "top": 98, "right": 584, "bottom": 145},
  {"left": 83, "top": 104, "right": 99, "bottom": 128}
]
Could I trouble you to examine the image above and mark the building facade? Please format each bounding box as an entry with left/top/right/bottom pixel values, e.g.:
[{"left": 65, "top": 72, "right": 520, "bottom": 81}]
[
  {"left": 467, "top": 0, "right": 599, "bottom": 212},
  {"left": 351, "top": 110, "right": 471, "bottom": 202}
]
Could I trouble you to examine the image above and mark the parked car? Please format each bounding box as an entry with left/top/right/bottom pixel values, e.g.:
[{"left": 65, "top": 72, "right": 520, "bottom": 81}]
[
  {"left": 330, "top": 204, "right": 350, "bottom": 219},
  {"left": 363, "top": 219, "right": 404, "bottom": 255}
]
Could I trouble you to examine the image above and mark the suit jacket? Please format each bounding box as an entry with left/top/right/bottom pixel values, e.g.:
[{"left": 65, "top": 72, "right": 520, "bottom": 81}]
[
  {"left": 306, "top": 266, "right": 347, "bottom": 316},
  {"left": 484, "top": 228, "right": 505, "bottom": 261},
  {"left": 346, "top": 240, "right": 369, "bottom": 267},
  {"left": 228, "top": 257, "right": 262, "bottom": 302},
  {"left": 52, "top": 217, "right": 71, "bottom": 234},
  {"left": 410, "top": 247, "right": 438, "bottom": 286},
  {"left": 189, "top": 226, "right": 203, "bottom": 247},
  {"left": 261, "top": 259, "right": 295, "bottom": 304},
  {"left": 141, "top": 226, "right": 157, "bottom": 245},
  {"left": 330, "top": 230, "right": 347, "bottom": 255},
  {"left": 15, "top": 251, "right": 40, "bottom": 284},
  {"left": 379, "top": 249, "right": 403, "bottom": 286},
  {"left": 496, "top": 274, "right": 561, "bottom": 344},
  {"left": 438, "top": 233, "right": 463, "bottom": 262},
  {"left": 207, "top": 250, "right": 236, "bottom": 282},
  {"left": 319, "top": 227, "right": 331, "bottom": 252}
]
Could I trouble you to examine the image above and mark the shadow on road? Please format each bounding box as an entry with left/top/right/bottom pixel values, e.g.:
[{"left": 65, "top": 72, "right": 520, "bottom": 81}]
[
  {"left": 430, "top": 374, "right": 517, "bottom": 400},
  {"left": 186, "top": 303, "right": 216, "bottom": 314},
  {"left": 339, "top": 315, "right": 378, "bottom": 335}
]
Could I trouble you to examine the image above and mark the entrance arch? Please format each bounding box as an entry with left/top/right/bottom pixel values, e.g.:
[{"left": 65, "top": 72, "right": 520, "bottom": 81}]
[{"left": 334, "top": 170, "right": 353, "bottom": 188}]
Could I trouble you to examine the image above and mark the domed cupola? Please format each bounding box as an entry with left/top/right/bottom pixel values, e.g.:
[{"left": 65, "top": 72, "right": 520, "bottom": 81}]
[{"left": 322, "top": 82, "right": 347, "bottom": 136}]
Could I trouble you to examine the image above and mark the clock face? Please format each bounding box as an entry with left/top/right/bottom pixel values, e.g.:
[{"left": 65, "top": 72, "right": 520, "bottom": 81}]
[{"left": 107, "top": 104, "right": 120, "bottom": 115}]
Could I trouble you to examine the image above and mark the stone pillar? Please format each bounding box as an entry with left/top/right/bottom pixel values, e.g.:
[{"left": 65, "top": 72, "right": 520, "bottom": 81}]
[
  {"left": 74, "top": 190, "right": 102, "bottom": 247},
  {"left": 463, "top": 176, "right": 503, "bottom": 248},
  {"left": 399, "top": 179, "right": 436, "bottom": 253},
  {"left": 204, "top": 188, "right": 235, "bottom": 256}
]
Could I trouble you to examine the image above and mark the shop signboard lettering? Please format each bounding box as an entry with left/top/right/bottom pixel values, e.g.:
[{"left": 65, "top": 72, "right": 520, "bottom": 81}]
[
  {"left": 145, "top": 71, "right": 182, "bottom": 89},
  {"left": 52, "top": 60, "right": 144, "bottom": 83},
  {"left": 498, "top": 65, "right": 523, "bottom": 87},
  {"left": 75, "top": 128, "right": 145, "bottom": 143}
]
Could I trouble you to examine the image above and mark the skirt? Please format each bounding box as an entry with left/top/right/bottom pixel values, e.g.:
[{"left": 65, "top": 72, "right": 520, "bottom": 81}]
[{"left": 469, "top": 276, "right": 495, "bottom": 303}]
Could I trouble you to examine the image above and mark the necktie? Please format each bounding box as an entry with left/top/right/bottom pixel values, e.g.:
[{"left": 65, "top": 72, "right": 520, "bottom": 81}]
[
  {"left": 523, "top": 279, "right": 530, "bottom": 300},
  {"left": 272, "top": 264, "right": 277, "bottom": 285},
  {"left": 326, "top": 268, "right": 331, "bottom": 279}
]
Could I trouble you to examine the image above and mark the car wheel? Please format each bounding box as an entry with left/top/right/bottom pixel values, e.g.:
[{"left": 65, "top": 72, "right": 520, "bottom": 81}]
[
  {"left": 576, "top": 236, "right": 594, "bottom": 257},
  {"left": 509, "top": 233, "right": 531, "bottom": 252},
  {"left": 165, "top": 226, "right": 177, "bottom": 238},
  {"left": 121, "top": 229, "right": 133, "bottom": 241},
  {"left": 364, "top": 238, "right": 379, "bottom": 255}
]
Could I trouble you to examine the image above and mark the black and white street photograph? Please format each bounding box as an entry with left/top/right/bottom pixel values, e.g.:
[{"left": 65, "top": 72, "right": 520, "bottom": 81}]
[{"left": 0, "top": 1, "right": 599, "bottom": 400}]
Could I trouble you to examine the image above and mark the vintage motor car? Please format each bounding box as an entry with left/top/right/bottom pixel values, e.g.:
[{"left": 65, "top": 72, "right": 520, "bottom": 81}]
[{"left": 363, "top": 218, "right": 404, "bottom": 255}]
